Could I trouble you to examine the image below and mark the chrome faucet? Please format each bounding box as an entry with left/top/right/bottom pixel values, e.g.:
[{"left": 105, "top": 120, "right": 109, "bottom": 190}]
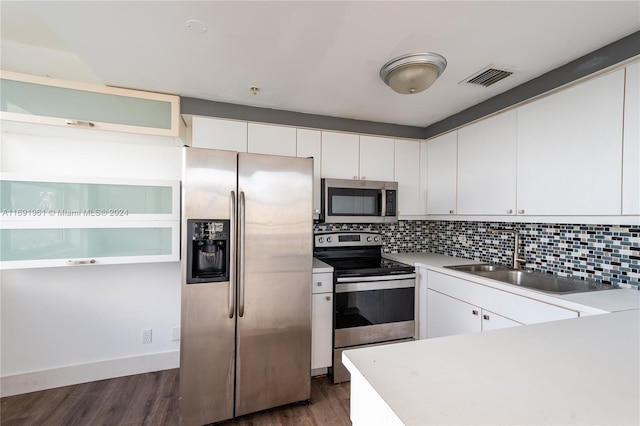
[{"left": 489, "top": 228, "right": 526, "bottom": 269}]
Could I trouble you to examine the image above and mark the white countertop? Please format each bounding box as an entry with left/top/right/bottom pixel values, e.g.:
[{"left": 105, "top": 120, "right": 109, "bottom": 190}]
[
  {"left": 384, "top": 252, "right": 640, "bottom": 314},
  {"left": 312, "top": 257, "right": 333, "bottom": 274},
  {"left": 343, "top": 309, "right": 640, "bottom": 425}
]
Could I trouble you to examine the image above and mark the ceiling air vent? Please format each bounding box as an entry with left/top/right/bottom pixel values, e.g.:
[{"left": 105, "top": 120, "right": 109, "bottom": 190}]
[{"left": 460, "top": 66, "right": 514, "bottom": 88}]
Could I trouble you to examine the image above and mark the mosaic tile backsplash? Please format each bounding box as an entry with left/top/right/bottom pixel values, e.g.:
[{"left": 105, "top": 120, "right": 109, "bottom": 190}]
[{"left": 314, "top": 221, "right": 640, "bottom": 289}]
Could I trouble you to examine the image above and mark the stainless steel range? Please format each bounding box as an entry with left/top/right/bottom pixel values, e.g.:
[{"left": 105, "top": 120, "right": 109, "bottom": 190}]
[{"left": 313, "top": 231, "right": 416, "bottom": 383}]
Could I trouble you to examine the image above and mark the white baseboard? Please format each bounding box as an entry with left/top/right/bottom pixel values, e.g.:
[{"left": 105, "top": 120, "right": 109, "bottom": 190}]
[
  {"left": 311, "top": 367, "right": 329, "bottom": 377},
  {"left": 0, "top": 350, "right": 180, "bottom": 397}
]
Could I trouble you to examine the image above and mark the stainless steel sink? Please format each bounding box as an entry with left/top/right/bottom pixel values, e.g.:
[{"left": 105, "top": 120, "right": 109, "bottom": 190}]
[
  {"left": 445, "top": 264, "right": 511, "bottom": 273},
  {"left": 444, "top": 264, "right": 619, "bottom": 294}
]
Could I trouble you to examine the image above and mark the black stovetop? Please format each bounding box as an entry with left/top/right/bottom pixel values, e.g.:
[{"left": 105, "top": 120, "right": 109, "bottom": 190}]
[{"left": 314, "top": 246, "right": 414, "bottom": 278}]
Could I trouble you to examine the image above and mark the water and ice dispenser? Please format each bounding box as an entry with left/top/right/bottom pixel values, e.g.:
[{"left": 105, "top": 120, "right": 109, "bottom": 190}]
[{"left": 186, "top": 219, "right": 230, "bottom": 284}]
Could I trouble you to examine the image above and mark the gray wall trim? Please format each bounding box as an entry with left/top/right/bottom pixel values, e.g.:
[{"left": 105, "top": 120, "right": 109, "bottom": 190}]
[
  {"left": 181, "top": 97, "right": 425, "bottom": 140},
  {"left": 424, "top": 31, "right": 640, "bottom": 139}
]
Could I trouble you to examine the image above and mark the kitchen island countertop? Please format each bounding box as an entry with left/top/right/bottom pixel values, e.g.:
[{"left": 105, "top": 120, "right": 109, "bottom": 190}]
[{"left": 343, "top": 309, "right": 640, "bottom": 425}]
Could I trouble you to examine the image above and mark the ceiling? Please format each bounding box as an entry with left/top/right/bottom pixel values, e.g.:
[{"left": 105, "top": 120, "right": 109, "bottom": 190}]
[{"left": 1, "top": 1, "right": 639, "bottom": 128}]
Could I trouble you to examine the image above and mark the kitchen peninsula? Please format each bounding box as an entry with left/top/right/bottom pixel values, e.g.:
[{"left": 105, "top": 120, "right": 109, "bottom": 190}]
[
  {"left": 343, "top": 309, "right": 639, "bottom": 425},
  {"left": 343, "top": 253, "right": 640, "bottom": 425}
]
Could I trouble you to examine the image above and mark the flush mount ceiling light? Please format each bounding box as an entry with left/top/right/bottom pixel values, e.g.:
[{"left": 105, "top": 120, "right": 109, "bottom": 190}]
[{"left": 380, "top": 52, "right": 447, "bottom": 95}]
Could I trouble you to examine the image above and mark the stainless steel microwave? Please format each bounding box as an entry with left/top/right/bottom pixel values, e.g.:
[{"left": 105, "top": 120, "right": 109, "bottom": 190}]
[{"left": 321, "top": 178, "right": 398, "bottom": 224}]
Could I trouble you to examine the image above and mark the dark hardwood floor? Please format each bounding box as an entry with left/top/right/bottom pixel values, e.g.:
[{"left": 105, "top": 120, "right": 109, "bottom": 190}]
[{"left": 1, "top": 370, "right": 351, "bottom": 426}]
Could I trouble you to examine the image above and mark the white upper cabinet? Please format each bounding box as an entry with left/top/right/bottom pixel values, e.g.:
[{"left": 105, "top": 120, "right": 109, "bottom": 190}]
[
  {"left": 359, "top": 135, "right": 395, "bottom": 181},
  {"left": 457, "top": 110, "right": 517, "bottom": 215},
  {"left": 321, "top": 132, "right": 394, "bottom": 181},
  {"left": 516, "top": 69, "right": 625, "bottom": 216},
  {"left": 247, "top": 123, "right": 296, "bottom": 156},
  {"left": 427, "top": 131, "right": 457, "bottom": 215},
  {"left": 419, "top": 141, "right": 428, "bottom": 216},
  {"left": 191, "top": 116, "right": 247, "bottom": 152},
  {"left": 623, "top": 62, "right": 640, "bottom": 215},
  {"left": 394, "top": 139, "right": 424, "bottom": 216},
  {"left": 297, "top": 128, "right": 322, "bottom": 218},
  {"left": 0, "top": 70, "right": 182, "bottom": 138},
  {"left": 321, "top": 131, "right": 360, "bottom": 179}
]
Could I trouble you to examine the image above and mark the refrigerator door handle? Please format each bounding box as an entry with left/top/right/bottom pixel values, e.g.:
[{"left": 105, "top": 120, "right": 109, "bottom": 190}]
[
  {"left": 238, "top": 191, "right": 246, "bottom": 317},
  {"left": 229, "top": 191, "right": 237, "bottom": 319}
]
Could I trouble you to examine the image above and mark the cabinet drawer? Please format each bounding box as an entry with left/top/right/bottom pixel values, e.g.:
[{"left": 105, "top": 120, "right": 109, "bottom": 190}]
[
  {"left": 427, "top": 270, "right": 577, "bottom": 325},
  {"left": 312, "top": 272, "right": 333, "bottom": 294}
]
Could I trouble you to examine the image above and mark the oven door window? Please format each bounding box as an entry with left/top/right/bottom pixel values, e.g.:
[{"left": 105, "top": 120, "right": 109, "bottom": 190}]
[
  {"left": 335, "top": 288, "right": 414, "bottom": 329},
  {"left": 327, "top": 188, "right": 381, "bottom": 217}
]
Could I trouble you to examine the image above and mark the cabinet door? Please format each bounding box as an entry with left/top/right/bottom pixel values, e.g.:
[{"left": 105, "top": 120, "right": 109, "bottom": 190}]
[
  {"left": 312, "top": 292, "right": 333, "bottom": 370},
  {"left": 457, "top": 110, "right": 517, "bottom": 215},
  {"left": 297, "top": 129, "right": 322, "bottom": 218},
  {"left": 359, "top": 136, "right": 394, "bottom": 181},
  {"left": 426, "top": 132, "right": 457, "bottom": 215},
  {"left": 516, "top": 69, "right": 625, "bottom": 215},
  {"left": 394, "top": 139, "right": 422, "bottom": 216},
  {"left": 427, "top": 289, "right": 481, "bottom": 338},
  {"left": 419, "top": 141, "right": 428, "bottom": 216},
  {"left": 623, "top": 62, "right": 640, "bottom": 215},
  {"left": 0, "top": 70, "right": 180, "bottom": 138},
  {"left": 191, "top": 116, "right": 247, "bottom": 152},
  {"left": 481, "top": 309, "right": 522, "bottom": 331},
  {"left": 247, "top": 123, "right": 296, "bottom": 156},
  {"left": 417, "top": 267, "right": 429, "bottom": 339},
  {"left": 321, "top": 131, "right": 359, "bottom": 179},
  {"left": 0, "top": 222, "right": 179, "bottom": 269}
]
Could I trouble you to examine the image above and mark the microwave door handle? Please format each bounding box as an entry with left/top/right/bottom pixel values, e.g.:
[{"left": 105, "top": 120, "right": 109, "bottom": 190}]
[
  {"left": 381, "top": 190, "right": 386, "bottom": 217},
  {"left": 228, "top": 191, "right": 236, "bottom": 319}
]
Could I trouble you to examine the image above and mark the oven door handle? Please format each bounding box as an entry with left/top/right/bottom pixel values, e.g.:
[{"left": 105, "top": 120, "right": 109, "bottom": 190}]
[
  {"left": 335, "top": 277, "right": 416, "bottom": 293},
  {"left": 336, "top": 273, "right": 416, "bottom": 283}
]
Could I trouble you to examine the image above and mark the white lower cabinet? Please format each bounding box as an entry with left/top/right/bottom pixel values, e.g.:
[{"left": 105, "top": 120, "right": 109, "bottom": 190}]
[
  {"left": 427, "top": 289, "right": 522, "bottom": 338},
  {"left": 427, "top": 289, "right": 483, "bottom": 337},
  {"left": 425, "top": 270, "right": 577, "bottom": 339},
  {"left": 480, "top": 309, "right": 522, "bottom": 331},
  {"left": 311, "top": 272, "right": 333, "bottom": 371}
]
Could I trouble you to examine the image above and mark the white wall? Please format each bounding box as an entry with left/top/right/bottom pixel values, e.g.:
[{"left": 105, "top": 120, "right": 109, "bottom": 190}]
[{"left": 0, "top": 131, "right": 182, "bottom": 396}]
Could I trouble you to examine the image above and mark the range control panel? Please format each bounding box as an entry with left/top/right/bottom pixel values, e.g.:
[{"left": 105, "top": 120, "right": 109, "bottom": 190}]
[{"left": 314, "top": 232, "right": 382, "bottom": 248}]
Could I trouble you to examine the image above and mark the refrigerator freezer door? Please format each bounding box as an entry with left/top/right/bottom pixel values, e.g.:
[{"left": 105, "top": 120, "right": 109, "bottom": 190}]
[
  {"left": 235, "top": 153, "right": 313, "bottom": 416},
  {"left": 180, "top": 148, "right": 237, "bottom": 426}
]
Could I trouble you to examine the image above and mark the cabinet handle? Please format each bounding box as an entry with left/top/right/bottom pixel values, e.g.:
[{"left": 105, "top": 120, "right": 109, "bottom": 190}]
[
  {"left": 507, "top": 209, "right": 513, "bottom": 214},
  {"left": 353, "top": 176, "right": 358, "bottom": 180},
  {"left": 316, "top": 281, "right": 322, "bottom": 286},
  {"left": 483, "top": 314, "right": 490, "bottom": 320},
  {"left": 361, "top": 176, "right": 366, "bottom": 180},
  {"left": 472, "top": 310, "right": 479, "bottom": 315},
  {"left": 65, "top": 119, "right": 95, "bottom": 128},
  {"left": 518, "top": 209, "right": 525, "bottom": 214},
  {"left": 449, "top": 210, "right": 454, "bottom": 214},
  {"left": 66, "top": 259, "right": 96, "bottom": 265},
  {"left": 325, "top": 296, "right": 331, "bottom": 301},
  {"left": 314, "top": 208, "right": 320, "bottom": 214}
]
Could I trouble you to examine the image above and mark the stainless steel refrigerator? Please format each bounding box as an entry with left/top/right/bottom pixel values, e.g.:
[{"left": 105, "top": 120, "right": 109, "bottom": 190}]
[{"left": 179, "top": 147, "right": 313, "bottom": 426}]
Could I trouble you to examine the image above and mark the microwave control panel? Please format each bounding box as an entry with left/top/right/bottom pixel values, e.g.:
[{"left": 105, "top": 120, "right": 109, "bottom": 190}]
[{"left": 385, "top": 190, "right": 397, "bottom": 215}]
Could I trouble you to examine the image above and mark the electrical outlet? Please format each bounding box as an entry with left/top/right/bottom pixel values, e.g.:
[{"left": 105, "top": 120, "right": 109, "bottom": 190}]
[
  {"left": 142, "top": 329, "right": 152, "bottom": 344},
  {"left": 172, "top": 326, "right": 180, "bottom": 341}
]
